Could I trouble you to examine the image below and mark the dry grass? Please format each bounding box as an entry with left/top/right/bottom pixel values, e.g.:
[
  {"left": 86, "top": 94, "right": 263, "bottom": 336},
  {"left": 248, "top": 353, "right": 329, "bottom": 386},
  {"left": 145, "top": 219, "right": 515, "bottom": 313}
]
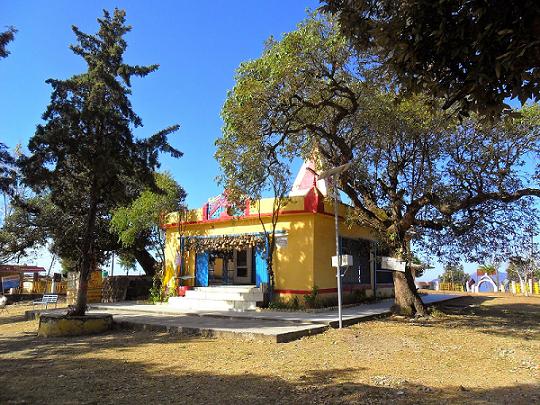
[{"left": 0, "top": 295, "right": 538, "bottom": 404}]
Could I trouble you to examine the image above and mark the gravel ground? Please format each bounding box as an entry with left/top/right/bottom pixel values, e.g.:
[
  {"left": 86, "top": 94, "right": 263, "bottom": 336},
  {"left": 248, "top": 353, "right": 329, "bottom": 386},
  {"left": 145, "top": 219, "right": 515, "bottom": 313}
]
[{"left": 0, "top": 295, "right": 538, "bottom": 404}]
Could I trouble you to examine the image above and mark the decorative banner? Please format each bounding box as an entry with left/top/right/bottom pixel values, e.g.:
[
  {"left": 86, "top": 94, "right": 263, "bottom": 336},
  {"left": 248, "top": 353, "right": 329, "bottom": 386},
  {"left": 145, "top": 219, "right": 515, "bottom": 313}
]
[
  {"left": 207, "top": 194, "right": 229, "bottom": 220},
  {"left": 380, "top": 256, "right": 406, "bottom": 272},
  {"left": 185, "top": 234, "right": 265, "bottom": 253}
]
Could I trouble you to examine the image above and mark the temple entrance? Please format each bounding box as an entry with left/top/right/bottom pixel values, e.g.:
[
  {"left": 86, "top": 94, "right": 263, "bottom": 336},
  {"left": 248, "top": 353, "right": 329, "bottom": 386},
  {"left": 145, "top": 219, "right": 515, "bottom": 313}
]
[
  {"left": 233, "top": 248, "right": 253, "bottom": 284},
  {"left": 474, "top": 274, "right": 498, "bottom": 293}
]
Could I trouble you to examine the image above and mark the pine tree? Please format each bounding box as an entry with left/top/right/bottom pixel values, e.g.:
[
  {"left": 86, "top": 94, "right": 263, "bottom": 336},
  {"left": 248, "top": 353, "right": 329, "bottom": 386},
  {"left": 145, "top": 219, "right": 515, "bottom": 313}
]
[{"left": 19, "top": 9, "right": 182, "bottom": 316}]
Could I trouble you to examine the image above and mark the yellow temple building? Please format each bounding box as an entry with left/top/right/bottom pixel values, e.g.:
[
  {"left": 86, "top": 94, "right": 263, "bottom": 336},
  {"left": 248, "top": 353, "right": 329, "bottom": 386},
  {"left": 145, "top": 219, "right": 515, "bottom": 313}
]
[{"left": 162, "top": 161, "right": 394, "bottom": 307}]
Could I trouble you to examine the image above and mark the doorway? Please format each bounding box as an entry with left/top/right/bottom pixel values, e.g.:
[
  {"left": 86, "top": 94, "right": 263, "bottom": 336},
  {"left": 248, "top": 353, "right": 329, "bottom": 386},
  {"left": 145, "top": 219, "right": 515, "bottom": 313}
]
[{"left": 233, "top": 248, "right": 253, "bottom": 284}]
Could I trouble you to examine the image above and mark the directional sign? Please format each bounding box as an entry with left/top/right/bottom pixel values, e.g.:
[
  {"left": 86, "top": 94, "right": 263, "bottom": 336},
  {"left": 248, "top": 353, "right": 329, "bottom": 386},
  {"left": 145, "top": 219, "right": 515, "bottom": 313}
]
[
  {"left": 332, "top": 255, "right": 353, "bottom": 268},
  {"left": 380, "top": 256, "right": 406, "bottom": 272}
]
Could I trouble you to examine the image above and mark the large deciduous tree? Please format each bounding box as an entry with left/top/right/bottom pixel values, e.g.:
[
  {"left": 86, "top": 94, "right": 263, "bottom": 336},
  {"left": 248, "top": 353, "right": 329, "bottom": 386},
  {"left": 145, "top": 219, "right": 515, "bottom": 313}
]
[
  {"left": 19, "top": 9, "right": 182, "bottom": 316},
  {"left": 322, "top": 0, "right": 540, "bottom": 118},
  {"left": 219, "top": 14, "right": 540, "bottom": 316}
]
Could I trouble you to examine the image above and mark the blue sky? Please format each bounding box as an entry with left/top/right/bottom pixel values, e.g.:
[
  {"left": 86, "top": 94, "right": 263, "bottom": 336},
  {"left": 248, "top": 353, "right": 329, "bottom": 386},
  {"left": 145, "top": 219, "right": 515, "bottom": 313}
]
[
  {"left": 0, "top": 1, "right": 319, "bottom": 274},
  {"left": 0, "top": 2, "right": 535, "bottom": 279},
  {"left": 1, "top": 0, "right": 318, "bottom": 208}
]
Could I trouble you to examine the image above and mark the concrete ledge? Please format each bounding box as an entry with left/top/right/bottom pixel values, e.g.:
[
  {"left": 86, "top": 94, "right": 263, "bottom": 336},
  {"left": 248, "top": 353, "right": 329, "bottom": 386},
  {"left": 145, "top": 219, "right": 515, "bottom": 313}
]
[
  {"left": 38, "top": 313, "right": 113, "bottom": 337},
  {"left": 112, "top": 319, "right": 328, "bottom": 343}
]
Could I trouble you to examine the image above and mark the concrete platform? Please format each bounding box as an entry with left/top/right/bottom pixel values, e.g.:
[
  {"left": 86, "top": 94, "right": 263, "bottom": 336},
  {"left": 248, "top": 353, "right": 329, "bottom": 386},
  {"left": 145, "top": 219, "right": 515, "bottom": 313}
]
[
  {"left": 87, "top": 293, "right": 461, "bottom": 342},
  {"left": 109, "top": 312, "right": 327, "bottom": 343}
]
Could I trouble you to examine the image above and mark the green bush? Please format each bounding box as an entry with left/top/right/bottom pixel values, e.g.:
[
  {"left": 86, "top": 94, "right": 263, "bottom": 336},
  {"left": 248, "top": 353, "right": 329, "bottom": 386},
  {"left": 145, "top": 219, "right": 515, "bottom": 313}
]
[{"left": 303, "top": 285, "right": 319, "bottom": 309}]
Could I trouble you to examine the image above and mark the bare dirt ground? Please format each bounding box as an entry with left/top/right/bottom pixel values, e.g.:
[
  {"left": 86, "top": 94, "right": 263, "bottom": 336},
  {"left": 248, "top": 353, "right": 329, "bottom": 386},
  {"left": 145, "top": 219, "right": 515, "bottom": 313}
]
[{"left": 0, "top": 295, "right": 538, "bottom": 404}]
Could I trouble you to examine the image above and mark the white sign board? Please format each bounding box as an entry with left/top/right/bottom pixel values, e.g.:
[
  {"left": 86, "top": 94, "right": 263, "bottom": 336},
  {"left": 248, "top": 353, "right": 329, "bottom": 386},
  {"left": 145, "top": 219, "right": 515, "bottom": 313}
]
[
  {"left": 332, "top": 255, "right": 353, "bottom": 268},
  {"left": 275, "top": 235, "right": 288, "bottom": 248},
  {"left": 380, "top": 256, "right": 406, "bottom": 272}
]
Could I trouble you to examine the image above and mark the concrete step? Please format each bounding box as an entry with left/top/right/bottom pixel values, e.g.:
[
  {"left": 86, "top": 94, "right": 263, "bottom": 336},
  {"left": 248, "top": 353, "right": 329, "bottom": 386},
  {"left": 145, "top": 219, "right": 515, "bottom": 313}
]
[
  {"left": 168, "top": 296, "right": 257, "bottom": 311},
  {"left": 169, "top": 285, "right": 264, "bottom": 312},
  {"left": 194, "top": 285, "right": 260, "bottom": 293},
  {"left": 184, "top": 290, "right": 263, "bottom": 302}
]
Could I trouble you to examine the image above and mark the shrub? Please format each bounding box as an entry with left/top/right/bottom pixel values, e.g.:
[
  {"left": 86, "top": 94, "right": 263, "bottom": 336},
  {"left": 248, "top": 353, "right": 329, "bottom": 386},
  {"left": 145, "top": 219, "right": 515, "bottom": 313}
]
[{"left": 303, "top": 285, "right": 319, "bottom": 309}]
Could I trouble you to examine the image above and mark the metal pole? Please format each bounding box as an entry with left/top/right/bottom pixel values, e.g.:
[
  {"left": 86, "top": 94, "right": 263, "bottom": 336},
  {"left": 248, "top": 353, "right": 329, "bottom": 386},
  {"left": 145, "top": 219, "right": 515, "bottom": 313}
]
[{"left": 333, "top": 174, "right": 343, "bottom": 328}]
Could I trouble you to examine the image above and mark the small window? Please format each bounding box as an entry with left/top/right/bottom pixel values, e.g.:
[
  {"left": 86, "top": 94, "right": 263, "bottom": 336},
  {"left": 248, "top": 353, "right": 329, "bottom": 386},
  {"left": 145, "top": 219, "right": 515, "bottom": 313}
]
[{"left": 237, "top": 250, "right": 247, "bottom": 267}]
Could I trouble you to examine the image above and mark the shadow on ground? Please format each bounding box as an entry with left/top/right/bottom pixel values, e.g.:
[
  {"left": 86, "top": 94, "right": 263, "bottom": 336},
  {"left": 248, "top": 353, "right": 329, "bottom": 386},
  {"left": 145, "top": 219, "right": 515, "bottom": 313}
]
[
  {"left": 0, "top": 352, "right": 537, "bottom": 404},
  {"left": 383, "top": 296, "right": 540, "bottom": 342}
]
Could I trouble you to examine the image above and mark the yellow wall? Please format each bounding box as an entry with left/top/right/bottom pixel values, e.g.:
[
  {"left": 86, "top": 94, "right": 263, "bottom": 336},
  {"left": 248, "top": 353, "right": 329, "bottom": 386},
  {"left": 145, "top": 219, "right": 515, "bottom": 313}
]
[
  {"left": 164, "top": 213, "right": 316, "bottom": 292},
  {"left": 163, "top": 194, "right": 386, "bottom": 300},
  {"left": 312, "top": 213, "right": 377, "bottom": 291}
]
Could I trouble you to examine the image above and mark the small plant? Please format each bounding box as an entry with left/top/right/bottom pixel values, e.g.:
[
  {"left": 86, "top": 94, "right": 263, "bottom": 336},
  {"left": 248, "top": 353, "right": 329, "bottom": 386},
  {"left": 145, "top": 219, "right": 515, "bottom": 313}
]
[
  {"left": 303, "top": 285, "right": 319, "bottom": 308},
  {"left": 164, "top": 283, "right": 177, "bottom": 302},
  {"left": 268, "top": 296, "right": 302, "bottom": 310},
  {"left": 268, "top": 299, "right": 289, "bottom": 310},
  {"left": 290, "top": 296, "right": 300, "bottom": 310},
  {"left": 430, "top": 307, "right": 446, "bottom": 318},
  {"left": 149, "top": 267, "right": 165, "bottom": 304}
]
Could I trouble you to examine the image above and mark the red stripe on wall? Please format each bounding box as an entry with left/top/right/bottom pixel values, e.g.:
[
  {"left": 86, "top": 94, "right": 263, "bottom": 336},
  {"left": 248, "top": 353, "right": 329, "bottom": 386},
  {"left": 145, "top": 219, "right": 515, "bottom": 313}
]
[{"left": 275, "top": 285, "right": 373, "bottom": 295}]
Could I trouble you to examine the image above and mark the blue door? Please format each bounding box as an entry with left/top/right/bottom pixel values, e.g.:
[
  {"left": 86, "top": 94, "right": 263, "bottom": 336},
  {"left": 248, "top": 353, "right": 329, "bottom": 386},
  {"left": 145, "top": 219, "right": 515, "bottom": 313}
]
[
  {"left": 254, "top": 244, "right": 268, "bottom": 287},
  {"left": 195, "top": 252, "right": 209, "bottom": 287}
]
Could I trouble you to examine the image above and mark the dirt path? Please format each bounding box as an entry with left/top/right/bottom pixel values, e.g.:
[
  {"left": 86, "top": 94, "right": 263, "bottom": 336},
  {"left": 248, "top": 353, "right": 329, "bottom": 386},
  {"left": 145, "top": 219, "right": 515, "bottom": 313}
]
[{"left": 0, "top": 295, "right": 538, "bottom": 404}]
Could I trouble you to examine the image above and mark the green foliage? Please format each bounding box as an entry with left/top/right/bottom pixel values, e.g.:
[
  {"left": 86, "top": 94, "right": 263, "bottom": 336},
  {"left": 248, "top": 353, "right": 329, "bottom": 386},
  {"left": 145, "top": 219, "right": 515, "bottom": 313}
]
[
  {"left": 0, "top": 26, "right": 16, "bottom": 59},
  {"left": 303, "top": 285, "right": 319, "bottom": 309},
  {"left": 477, "top": 263, "right": 498, "bottom": 276},
  {"left": 507, "top": 256, "right": 539, "bottom": 282},
  {"left": 149, "top": 270, "right": 165, "bottom": 304},
  {"left": 0, "top": 143, "right": 15, "bottom": 195},
  {"left": 18, "top": 9, "right": 181, "bottom": 315},
  {"left": 110, "top": 172, "right": 185, "bottom": 265},
  {"left": 323, "top": 0, "right": 540, "bottom": 118},
  {"left": 0, "top": 195, "right": 55, "bottom": 264},
  {"left": 219, "top": 12, "right": 540, "bottom": 315},
  {"left": 440, "top": 263, "right": 470, "bottom": 284},
  {"left": 220, "top": 11, "right": 540, "bottom": 267},
  {"left": 118, "top": 253, "right": 137, "bottom": 275}
]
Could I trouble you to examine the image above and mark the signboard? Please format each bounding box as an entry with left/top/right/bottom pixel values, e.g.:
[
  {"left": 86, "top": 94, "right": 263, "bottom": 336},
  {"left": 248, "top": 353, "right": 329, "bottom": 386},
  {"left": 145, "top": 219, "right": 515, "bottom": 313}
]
[
  {"left": 332, "top": 255, "right": 353, "bottom": 268},
  {"left": 380, "top": 256, "right": 406, "bottom": 272},
  {"left": 1, "top": 275, "right": 20, "bottom": 291},
  {"left": 275, "top": 235, "right": 288, "bottom": 248}
]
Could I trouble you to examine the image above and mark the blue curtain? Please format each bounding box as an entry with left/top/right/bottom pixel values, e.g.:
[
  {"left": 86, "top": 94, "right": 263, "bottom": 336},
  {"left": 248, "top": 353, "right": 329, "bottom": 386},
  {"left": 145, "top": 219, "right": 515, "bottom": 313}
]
[
  {"left": 195, "top": 252, "right": 209, "bottom": 287},
  {"left": 255, "top": 243, "right": 268, "bottom": 287}
]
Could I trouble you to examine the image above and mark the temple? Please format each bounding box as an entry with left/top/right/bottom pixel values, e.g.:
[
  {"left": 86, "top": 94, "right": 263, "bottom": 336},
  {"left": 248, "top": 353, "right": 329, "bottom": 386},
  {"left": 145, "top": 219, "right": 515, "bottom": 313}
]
[{"left": 162, "top": 161, "right": 394, "bottom": 310}]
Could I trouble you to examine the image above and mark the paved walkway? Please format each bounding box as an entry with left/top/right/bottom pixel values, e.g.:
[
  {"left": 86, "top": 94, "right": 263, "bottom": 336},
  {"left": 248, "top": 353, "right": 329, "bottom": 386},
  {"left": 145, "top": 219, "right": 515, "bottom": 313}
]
[{"left": 89, "top": 293, "right": 461, "bottom": 342}]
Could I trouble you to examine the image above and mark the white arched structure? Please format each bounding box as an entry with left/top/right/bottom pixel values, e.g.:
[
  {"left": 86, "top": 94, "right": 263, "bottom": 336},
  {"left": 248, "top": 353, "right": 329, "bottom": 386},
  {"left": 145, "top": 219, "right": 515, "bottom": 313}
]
[{"left": 474, "top": 274, "right": 497, "bottom": 293}]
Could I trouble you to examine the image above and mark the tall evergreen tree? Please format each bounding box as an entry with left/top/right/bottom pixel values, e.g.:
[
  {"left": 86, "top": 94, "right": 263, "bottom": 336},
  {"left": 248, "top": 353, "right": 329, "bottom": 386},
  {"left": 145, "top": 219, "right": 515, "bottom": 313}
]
[
  {"left": 0, "top": 26, "right": 16, "bottom": 59},
  {"left": 19, "top": 9, "right": 182, "bottom": 316},
  {"left": 1, "top": 26, "right": 16, "bottom": 194}
]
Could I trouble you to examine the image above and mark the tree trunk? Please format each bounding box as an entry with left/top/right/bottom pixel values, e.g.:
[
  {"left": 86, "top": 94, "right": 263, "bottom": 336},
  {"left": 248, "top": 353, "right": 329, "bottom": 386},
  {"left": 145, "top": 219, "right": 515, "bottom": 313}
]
[
  {"left": 392, "top": 267, "right": 428, "bottom": 317},
  {"left": 71, "top": 185, "right": 98, "bottom": 317},
  {"left": 74, "top": 272, "right": 89, "bottom": 315},
  {"left": 72, "top": 251, "right": 93, "bottom": 316},
  {"left": 131, "top": 246, "right": 158, "bottom": 277}
]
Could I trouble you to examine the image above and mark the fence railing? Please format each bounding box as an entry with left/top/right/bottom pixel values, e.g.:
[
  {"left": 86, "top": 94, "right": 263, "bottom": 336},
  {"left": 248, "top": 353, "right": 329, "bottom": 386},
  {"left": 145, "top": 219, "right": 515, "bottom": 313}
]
[{"left": 22, "top": 280, "right": 67, "bottom": 294}]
